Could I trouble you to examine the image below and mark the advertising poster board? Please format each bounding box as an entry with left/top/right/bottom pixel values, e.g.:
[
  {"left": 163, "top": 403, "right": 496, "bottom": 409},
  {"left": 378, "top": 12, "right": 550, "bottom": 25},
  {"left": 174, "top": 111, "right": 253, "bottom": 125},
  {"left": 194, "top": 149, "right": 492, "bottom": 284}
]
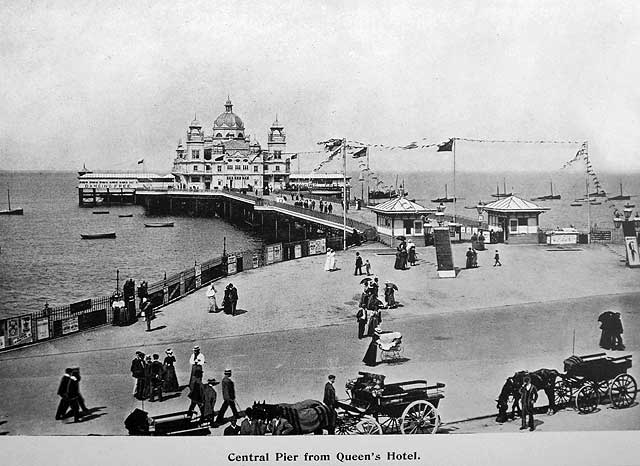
[
  {"left": 309, "top": 241, "right": 317, "bottom": 255},
  {"left": 7, "top": 316, "right": 33, "bottom": 346},
  {"left": 195, "top": 264, "right": 202, "bottom": 288},
  {"left": 266, "top": 246, "right": 274, "bottom": 264},
  {"left": 62, "top": 316, "right": 79, "bottom": 335},
  {"left": 252, "top": 254, "right": 259, "bottom": 268},
  {"left": 227, "top": 254, "right": 237, "bottom": 274},
  {"left": 294, "top": 244, "right": 302, "bottom": 258},
  {"left": 317, "top": 238, "right": 326, "bottom": 254},
  {"left": 272, "top": 243, "right": 282, "bottom": 262},
  {"left": 625, "top": 236, "right": 640, "bottom": 267},
  {"left": 434, "top": 227, "right": 456, "bottom": 278},
  {"left": 0, "top": 335, "right": 4, "bottom": 349},
  {"left": 36, "top": 317, "right": 50, "bottom": 341}
]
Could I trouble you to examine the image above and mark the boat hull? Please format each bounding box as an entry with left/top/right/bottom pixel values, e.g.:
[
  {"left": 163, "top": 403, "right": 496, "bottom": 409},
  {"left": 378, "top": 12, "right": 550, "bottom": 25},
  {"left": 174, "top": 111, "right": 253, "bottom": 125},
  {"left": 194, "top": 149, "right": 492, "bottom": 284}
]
[
  {"left": 0, "top": 208, "right": 23, "bottom": 215},
  {"left": 144, "top": 222, "right": 174, "bottom": 228},
  {"left": 81, "top": 232, "right": 116, "bottom": 239}
]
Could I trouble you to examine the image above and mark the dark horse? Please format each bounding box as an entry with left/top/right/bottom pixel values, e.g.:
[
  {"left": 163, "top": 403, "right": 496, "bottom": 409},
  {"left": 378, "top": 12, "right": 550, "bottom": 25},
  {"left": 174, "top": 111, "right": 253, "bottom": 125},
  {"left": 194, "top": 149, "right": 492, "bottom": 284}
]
[
  {"left": 252, "top": 399, "right": 335, "bottom": 435},
  {"left": 496, "top": 369, "right": 560, "bottom": 423}
]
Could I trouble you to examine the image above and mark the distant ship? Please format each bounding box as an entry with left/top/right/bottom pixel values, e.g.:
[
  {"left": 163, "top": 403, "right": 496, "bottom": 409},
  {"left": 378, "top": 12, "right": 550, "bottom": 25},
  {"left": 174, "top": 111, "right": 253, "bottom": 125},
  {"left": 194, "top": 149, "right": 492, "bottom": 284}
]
[
  {"left": 607, "top": 182, "right": 631, "bottom": 201},
  {"left": 78, "top": 163, "right": 92, "bottom": 176},
  {"left": 431, "top": 184, "right": 455, "bottom": 203},
  {"left": 0, "top": 188, "right": 23, "bottom": 215},
  {"left": 531, "top": 181, "right": 561, "bottom": 201},
  {"left": 490, "top": 179, "right": 512, "bottom": 198}
]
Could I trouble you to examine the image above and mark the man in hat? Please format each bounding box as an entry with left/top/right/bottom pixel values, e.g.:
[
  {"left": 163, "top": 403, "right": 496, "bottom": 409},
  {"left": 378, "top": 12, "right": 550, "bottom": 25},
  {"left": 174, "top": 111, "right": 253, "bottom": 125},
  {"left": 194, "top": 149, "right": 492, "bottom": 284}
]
[
  {"left": 239, "top": 407, "right": 253, "bottom": 435},
  {"left": 187, "top": 377, "right": 205, "bottom": 419},
  {"left": 149, "top": 354, "right": 164, "bottom": 402},
  {"left": 228, "top": 284, "right": 238, "bottom": 316},
  {"left": 141, "top": 298, "right": 153, "bottom": 332},
  {"left": 189, "top": 346, "right": 205, "bottom": 386},
  {"left": 215, "top": 369, "right": 239, "bottom": 425},
  {"left": 202, "top": 378, "right": 219, "bottom": 424},
  {"left": 268, "top": 406, "right": 294, "bottom": 435},
  {"left": 224, "top": 417, "right": 241, "bottom": 436},
  {"left": 519, "top": 375, "right": 538, "bottom": 431},
  {"left": 65, "top": 368, "right": 84, "bottom": 423},
  {"left": 323, "top": 375, "right": 337, "bottom": 434},
  {"left": 131, "top": 351, "right": 146, "bottom": 399},
  {"left": 55, "top": 368, "right": 73, "bottom": 420}
]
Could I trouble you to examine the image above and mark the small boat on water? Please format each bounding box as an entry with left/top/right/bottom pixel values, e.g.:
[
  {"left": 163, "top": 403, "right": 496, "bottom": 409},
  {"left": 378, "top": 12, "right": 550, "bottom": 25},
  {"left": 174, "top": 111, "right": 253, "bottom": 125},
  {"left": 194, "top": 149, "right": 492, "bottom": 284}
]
[
  {"left": 532, "top": 181, "right": 561, "bottom": 201},
  {"left": 118, "top": 214, "right": 134, "bottom": 218},
  {"left": 93, "top": 210, "right": 110, "bottom": 214},
  {"left": 607, "top": 182, "right": 631, "bottom": 201},
  {"left": 81, "top": 232, "right": 116, "bottom": 239},
  {"left": 431, "top": 184, "right": 455, "bottom": 203},
  {"left": 145, "top": 222, "right": 174, "bottom": 228},
  {"left": 0, "top": 188, "right": 23, "bottom": 215},
  {"left": 570, "top": 201, "right": 583, "bottom": 207}
]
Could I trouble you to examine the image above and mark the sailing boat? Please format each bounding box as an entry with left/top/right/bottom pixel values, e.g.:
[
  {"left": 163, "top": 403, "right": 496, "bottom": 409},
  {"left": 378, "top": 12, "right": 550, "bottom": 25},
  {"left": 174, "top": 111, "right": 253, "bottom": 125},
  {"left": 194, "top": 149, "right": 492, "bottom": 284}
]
[
  {"left": 431, "top": 184, "right": 455, "bottom": 203},
  {"left": 490, "top": 179, "right": 512, "bottom": 198},
  {"left": 607, "top": 182, "right": 631, "bottom": 201},
  {"left": 0, "top": 188, "right": 23, "bottom": 215},
  {"left": 532, "top": 180, "right": 561, "bottom": 201}
]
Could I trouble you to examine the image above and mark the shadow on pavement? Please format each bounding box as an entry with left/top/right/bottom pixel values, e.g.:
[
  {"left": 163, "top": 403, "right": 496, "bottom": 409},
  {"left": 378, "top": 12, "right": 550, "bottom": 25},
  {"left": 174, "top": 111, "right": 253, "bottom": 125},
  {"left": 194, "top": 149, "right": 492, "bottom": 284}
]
[{"left": 149, "top": 325, "right": 167, "bottom": 332}]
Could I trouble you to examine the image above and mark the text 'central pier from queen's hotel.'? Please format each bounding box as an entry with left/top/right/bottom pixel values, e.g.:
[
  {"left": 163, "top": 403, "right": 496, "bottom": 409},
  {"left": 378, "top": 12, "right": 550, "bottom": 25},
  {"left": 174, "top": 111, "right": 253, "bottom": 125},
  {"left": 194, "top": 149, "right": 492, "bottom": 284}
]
[{"left": 172, "top": 98, "right": 290, "bottom": 193}]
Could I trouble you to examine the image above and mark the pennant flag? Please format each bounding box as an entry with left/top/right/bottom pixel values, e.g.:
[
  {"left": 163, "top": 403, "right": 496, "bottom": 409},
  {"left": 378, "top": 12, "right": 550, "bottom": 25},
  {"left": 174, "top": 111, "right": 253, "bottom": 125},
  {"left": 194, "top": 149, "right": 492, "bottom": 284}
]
[
  {"left": 402, "top": 142, "right": 418, "bottom": 150},
  {"left": 437, "top": 139, "right": 454, "bottom": 152},
  {"left": 290, "top": 154, "right": 297, "bottom": 159},
  {"left": 351, "top": 147, "right": 367, "bottom": 158},
  {"left": 137, "top": 159, "right": 145, "bottom": 164}
]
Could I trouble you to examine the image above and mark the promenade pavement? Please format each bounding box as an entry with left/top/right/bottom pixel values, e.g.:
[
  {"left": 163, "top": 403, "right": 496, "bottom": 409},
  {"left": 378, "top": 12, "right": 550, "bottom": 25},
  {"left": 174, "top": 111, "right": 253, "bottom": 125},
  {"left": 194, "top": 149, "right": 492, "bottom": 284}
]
[{"left": 0, "top": 240, "right": 637, "bottom": 435}]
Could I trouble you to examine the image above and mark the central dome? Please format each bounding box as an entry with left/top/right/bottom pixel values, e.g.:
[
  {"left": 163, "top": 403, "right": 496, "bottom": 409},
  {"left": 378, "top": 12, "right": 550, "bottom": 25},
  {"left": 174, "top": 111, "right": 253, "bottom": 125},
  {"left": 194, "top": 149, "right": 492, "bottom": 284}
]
[{"left": 213, "top": 98, "right": 244, "bottom": 130}]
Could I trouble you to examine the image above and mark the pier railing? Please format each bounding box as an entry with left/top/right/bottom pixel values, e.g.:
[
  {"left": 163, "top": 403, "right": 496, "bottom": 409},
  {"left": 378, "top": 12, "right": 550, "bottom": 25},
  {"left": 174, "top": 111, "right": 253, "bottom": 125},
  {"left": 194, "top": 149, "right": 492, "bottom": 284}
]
[{"left": 0, "top": 235, "right": 355, "bottom": 353}]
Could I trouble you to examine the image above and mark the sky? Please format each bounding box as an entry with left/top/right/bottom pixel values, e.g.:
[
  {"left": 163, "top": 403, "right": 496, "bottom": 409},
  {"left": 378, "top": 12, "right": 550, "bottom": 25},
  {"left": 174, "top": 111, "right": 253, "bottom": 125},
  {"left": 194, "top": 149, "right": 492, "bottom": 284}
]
[{"left": 1, "top": 0, "right": 640, "bottom": 173}]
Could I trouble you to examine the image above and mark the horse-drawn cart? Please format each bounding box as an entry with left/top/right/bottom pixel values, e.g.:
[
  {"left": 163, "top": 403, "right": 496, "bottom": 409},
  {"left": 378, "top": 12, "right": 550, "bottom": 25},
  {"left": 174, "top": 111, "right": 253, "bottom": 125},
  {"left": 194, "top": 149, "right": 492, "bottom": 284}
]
[
  {"left": 336, "top": 372, "right": 445, "bottom": 434},
  {"left": 555, "top": 353, "right": 637, "bottom": 413}
]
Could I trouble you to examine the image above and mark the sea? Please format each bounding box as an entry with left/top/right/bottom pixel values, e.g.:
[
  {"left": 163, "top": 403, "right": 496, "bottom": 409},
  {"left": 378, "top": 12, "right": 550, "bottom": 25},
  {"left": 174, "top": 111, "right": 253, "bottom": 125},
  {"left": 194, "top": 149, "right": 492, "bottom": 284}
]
[{"left": 1, "top": 170, "right": 638, "bottom": 319}]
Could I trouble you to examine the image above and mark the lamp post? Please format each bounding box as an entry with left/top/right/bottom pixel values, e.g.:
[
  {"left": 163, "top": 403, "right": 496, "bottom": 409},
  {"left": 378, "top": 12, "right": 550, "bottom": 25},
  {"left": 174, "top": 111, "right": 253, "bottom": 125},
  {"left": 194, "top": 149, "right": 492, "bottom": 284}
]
[{"left": 613, "top": 202, "right": 640, "bottom": 267}]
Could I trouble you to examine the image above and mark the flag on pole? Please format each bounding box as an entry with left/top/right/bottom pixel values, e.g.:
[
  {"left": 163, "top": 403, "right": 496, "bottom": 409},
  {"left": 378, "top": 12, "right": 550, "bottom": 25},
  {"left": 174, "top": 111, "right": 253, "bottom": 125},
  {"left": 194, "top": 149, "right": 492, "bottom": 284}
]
[
  {"left": 437, "top": 139, "right": 454, "bottom": 152},
  {"left": 290, "top": 154, "right": 298, "bottom": 160},
  {"left": 351, "top": 147, "right": 367, "bottom": 158},
  {"left": 137, "top": 159, "right": 145, "bottom": 164}
]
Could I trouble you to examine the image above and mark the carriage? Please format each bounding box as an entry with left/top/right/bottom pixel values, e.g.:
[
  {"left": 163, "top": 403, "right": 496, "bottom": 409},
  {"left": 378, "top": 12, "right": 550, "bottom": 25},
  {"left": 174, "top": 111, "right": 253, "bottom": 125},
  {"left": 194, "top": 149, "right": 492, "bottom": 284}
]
[
  {"left": 554, "top": 353, "right": 637, "bottom": 414},
  {"left": 335, "top": 371, "right": 445, "bottom": 435}
]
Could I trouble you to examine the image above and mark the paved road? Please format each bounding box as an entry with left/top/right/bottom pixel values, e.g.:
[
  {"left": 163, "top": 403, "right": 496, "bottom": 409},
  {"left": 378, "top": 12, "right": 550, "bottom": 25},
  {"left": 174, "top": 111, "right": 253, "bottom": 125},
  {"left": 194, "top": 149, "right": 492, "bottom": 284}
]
[{"left": 0, "top": 290, "right": 636, "bottom": 435}]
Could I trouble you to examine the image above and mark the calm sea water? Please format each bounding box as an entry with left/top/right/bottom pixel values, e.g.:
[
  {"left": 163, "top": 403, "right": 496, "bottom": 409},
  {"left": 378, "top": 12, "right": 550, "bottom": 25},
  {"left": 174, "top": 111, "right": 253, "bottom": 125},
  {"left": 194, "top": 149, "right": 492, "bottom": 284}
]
[
  {"left": 0, "top": 172, "right": 262, "bottom": 318},
  {"left": 1, "top": 170, "right": 638, "bottom": 318}
]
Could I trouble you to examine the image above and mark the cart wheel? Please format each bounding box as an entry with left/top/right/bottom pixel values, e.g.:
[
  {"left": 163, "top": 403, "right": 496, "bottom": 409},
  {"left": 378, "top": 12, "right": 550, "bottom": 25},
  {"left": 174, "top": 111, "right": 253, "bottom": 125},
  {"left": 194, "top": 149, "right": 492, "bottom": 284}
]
[
  {"left": 595, "top": 380, "right": 610, "bottom": 399},
  {"left": 575, "top": 383, "right": 600, "bottom": 413},
  {"left": 400, "top": 400, "right": 440, "bottom": 434},
  {"left": 554, "top": 377, "right": 571, "bottom": 408},
  {"left": 378, "top": 415, "right": 400, "bottom": 434},
  {"left": 609, "top": 374, "right": 637, "bottom": 409},
  {"left": 335, "top": 415, "right": 381, "bottom": 435}
]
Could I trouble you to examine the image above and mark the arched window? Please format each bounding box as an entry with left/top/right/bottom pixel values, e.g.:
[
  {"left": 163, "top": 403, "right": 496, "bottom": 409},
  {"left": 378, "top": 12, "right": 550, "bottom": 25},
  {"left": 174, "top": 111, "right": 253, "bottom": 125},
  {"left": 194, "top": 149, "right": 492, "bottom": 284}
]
[
  {"left": 216, "top": 133, "right": 222, "bottom": 138},
  {"left": 238, "top": 133, "right": 244, "bottom": 139}
]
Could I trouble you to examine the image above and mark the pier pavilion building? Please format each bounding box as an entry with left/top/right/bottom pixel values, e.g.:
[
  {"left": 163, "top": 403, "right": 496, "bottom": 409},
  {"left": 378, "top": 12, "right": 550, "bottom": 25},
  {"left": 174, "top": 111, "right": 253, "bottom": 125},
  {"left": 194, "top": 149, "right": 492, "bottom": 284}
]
[
  {"left": 480, "top": 195, "right": 549, "bottom": 244},
  {"left": 172, "top": 98, "right": 291, "bottom": 193}
]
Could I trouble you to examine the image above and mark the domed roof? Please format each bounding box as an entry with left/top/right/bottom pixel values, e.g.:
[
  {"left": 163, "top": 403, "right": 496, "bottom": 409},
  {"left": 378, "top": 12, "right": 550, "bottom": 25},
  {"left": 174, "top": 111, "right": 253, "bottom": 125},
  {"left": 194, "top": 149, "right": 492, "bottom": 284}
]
[{"left": 213, "top": 98, "right": 244, "bottom": 130}]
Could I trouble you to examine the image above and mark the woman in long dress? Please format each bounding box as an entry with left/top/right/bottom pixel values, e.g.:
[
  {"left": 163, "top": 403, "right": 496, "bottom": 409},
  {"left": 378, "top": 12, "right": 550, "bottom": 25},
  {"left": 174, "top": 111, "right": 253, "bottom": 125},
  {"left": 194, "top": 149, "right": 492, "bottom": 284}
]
[
  {"left": 363, "top": 329, "right": 381, "bottom": 366},
  {"left": 407, "top": 240, "right": 416, "bottom": 266},
  {"left": 394, "top": 240, "right": 407, "bottom": 270},
  {"left": 206, "top": 283, "right": 219, "bottom": 313},
  {"left": 163, "top": 348, "right": 180, "bottom": 392},
  {"left": 330, "top": 250, "right": 337, "bottom": 270},
  {"left": 324, "top": 249, "right": 333, "bottom": 271},
  {"left": 142, "top": 355, "right": 153, "bottom": 399}
]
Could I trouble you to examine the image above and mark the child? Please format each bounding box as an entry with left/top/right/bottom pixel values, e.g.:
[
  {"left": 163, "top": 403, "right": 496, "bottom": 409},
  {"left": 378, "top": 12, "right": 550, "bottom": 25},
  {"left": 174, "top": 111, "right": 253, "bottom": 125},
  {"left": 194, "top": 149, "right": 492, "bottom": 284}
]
[
  {"left": 364, "top": 259, "right": 371, "bottom": 276},
  {"left": 493, "top": 249, "right": 501, "bottom": 267}
]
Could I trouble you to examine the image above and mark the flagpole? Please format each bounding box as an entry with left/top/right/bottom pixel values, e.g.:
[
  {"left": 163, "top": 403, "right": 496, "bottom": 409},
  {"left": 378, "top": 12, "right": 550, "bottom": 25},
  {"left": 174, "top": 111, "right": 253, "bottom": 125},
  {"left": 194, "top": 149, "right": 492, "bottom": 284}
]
[
  {"left": 585, "top": 141, "right": 590, "bottom": 244},
  {"left": 342, "top": 138, "right": 347, "bottom": 251},
  {"left": 366, "top": 147, "right": 370, "bottom": 205},
  {"left": 453, "top": 138, "right": 457, "bottom": 223}
]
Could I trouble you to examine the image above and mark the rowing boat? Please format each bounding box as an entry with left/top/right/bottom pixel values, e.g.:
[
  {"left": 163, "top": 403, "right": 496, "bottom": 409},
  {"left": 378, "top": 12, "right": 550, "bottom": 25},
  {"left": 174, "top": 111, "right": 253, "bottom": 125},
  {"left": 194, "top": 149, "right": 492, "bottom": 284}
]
[
  {"left": 81, "top": 232, "right": 116, "bottom": 239},
  {"left": 144, "top": 222, "right": 174, "bottom": 228}
]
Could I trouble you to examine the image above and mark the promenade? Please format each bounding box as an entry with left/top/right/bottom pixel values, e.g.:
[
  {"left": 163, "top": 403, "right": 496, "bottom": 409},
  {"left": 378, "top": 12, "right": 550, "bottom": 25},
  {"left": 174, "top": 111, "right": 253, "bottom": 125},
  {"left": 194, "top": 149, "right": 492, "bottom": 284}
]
[{"left": 0, "top": 241, "right": 637, "bottom": 435}]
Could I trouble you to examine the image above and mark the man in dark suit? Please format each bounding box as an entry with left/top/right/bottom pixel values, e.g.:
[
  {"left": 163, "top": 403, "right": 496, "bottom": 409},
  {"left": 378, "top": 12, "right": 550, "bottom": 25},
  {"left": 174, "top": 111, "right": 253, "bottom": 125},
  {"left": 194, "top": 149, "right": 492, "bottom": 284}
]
[
  {"left": 224, "top": 418, "right": 241, "bottom": 435},
  {"left": 229, "top": 284, "right": 238, "bottom": 316},
  {"left": 149, "top": 354, "right": 164, "bottom": 402},
  {"left": 354, "top": 252, "right": 363, "bottom": 275},
  {"left": 268, "top": 407, "right": 294, "bottom": 435},
  {"left": 66, "top": 368, "right": 84, "bottom": 423},
  {"left": 55, "top": 368, "right": 73, "bottom": 420},
  {"left": 323, "top": 375, "right": 337, "bottom": 435},
  {"left": 131, "top": 351, "right": 146, "bottom": 399},
  {"left": 215, "top": 369, "right": 239, "bottom": 425},
  {"left": 202, "top": 378, "right": 219, "bottom": 424},
  {"left": 519, "top": 376, "right": 538, "bottom": 431}
]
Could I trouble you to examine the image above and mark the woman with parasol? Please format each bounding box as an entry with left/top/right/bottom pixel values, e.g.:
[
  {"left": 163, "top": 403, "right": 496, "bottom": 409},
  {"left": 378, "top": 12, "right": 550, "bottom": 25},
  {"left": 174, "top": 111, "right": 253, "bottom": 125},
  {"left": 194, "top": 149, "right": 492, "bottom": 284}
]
[{"left": 384, "top": 281, "right": 398, "bottom": 309}]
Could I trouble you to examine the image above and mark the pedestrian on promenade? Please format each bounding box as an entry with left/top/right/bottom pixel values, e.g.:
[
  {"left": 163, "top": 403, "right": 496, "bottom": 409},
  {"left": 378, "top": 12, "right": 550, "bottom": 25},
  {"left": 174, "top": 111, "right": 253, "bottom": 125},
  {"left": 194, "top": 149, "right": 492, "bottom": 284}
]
[
  {"left": 206, "top": 283, "right": 220, "bottom": 313},
  {"left": 324, "top": 249, "right": 333, "bottom": 271},
  {"left": 131, "top": 351, "right": 146, "bottom": 400},
  {"left": 408, "top": 240, "right": 416, "bottom": 266},
  {"left": 224, "top": 418, "right": 241, "bottom": 435},
  {"left": 612, "top": 312, "right": 625, "bottom": 350},
  {"left": 328, "top": 203, "right": 333, "bottom": 214},
  {"left": 149, "top": 354, "right": 164, "bottom": 402},
  {"left": 369, "top": 276, "right": 379, "bottom": 298},
  {"left": 202, "top": 378, "right": 219, "bottom": 424},
  {"left": 354, "top": 252, "right": 363, "bottom": 275},
  {"left": 142, "top": 355, "right": 153, "bottom": 399},
  {"left": 137, "top": 281, "right": 148, "bottom": 313},
  {"left": 55, "top": 368, "right": 73, "bottom": 420},
  {"left": 598, "top": 311, "right": 615, "bottom": 350},
  {"left": 466, "top": 247, "right": 474, "bottom": 269},
  {"left": 363, "top": 328, "right": 381, "bottom": 367},
  {"left": 493, "top": 249, "right": 502, "bottom": 267},
  {"left": 216, "top": 369, "right": 239, "bottom": 425},
  {"left": 240, "top": 408, "right": 253, "bottom": 435},
  {"left": 187, "top": 378, "right": 205, "bottom": 419},
  {"left": 66, "top": 368, "right": 85, "bottom": 423},
  {"left": 228, "top": 284, "right": 238, "bottom": 316},
  {"left": 365, "top": 259, "right": 371, "bottom": 276},
  {"left": 519, "top": 376, "right": 538, "bottom": 431},
  {"left": 311, "top": 200, "right": 316, "bottom": 210},
  {"left": 319, "top": 200, "right": 324, "bottom": 211},
  {"left": 163, "top": 348, "right": 180, "bottom": 392},
  {"left": 189, "top": 346, "right": 205, "bottom": 386},
  {"left": 384, "top": 281, "right": 398, "bottom": 309},
  {"left": 323, "top": 375, "right": 337, "bottom": 416},
  {"left": 141, "top": 298, "right": 154, "bottom": 331},
  {"left": 472, "top": 247, "right": 478, "bottom": 268},
  {"left": 356, "top": 305, "right": 367, "bottom": 339}
]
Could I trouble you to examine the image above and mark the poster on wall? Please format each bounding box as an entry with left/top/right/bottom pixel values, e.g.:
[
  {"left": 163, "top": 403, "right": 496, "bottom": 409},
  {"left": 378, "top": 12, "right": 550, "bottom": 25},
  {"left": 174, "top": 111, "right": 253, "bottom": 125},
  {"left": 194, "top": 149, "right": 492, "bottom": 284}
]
[
  {"left": 227, "top": 254, "right": 237, "bottom": 274},
  {"left": 194, "top": 264, "right": 202, "bottom": 288},
  {"left": 62, "top": 316, "right": 79, "bottom": 335},
  {"left": 294, "top": 244, "right": 302, "bottom": 258},
  {"left": 309, "top": 241, "right": 317, "bottom": 255},
  {"left": 0, "top": 335, "right": 4, "bottom": 349},
  {"left": 6, "top": 316, "right": 33, "bottom": 346},
  {"left": 316, "top": 238, "right": 326, "bottom": 254},
  {"left": 252, "top": 254, "right": 259, "bottom": 269},
  {"left": 266, "top": 246, "right": 274, "bottom": 264},
  {"left": 36, "top": 317, "right": 50, "bottom": 341},
  {"left": 272, "top": 243, "right": 282, "bottom": 262},
  {"left": 625, "top": 236, "right": 640, "bottom": 267}
]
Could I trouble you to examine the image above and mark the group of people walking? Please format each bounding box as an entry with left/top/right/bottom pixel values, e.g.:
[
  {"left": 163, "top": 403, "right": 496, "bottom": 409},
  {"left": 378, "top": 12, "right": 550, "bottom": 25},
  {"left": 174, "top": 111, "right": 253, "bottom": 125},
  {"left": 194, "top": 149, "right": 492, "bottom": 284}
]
[
  {"left": 130, "top": 349, "right": 180, "bottom": 402},
  {"left": 206, "top": 282, "right": 239, "bottom": 315},
  {"left": 394, "top": 239, "right": 416, "bottom": 270},
  {"left": 55, "top": 367, "right": 89, "bottom": 423},
  {"left": 598, "top": 311, "right": 625, "bottom": 350}
]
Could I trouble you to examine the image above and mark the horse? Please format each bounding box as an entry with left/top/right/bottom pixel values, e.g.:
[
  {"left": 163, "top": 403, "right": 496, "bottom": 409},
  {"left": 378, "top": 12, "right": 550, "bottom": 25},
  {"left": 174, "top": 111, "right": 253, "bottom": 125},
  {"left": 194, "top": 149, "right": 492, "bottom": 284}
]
[
  {"left": 496, "top": 368, "right": 560, "bottom": 423},
  {"left": 252, "top": 399, "right": 335, "bottom": 435}
]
